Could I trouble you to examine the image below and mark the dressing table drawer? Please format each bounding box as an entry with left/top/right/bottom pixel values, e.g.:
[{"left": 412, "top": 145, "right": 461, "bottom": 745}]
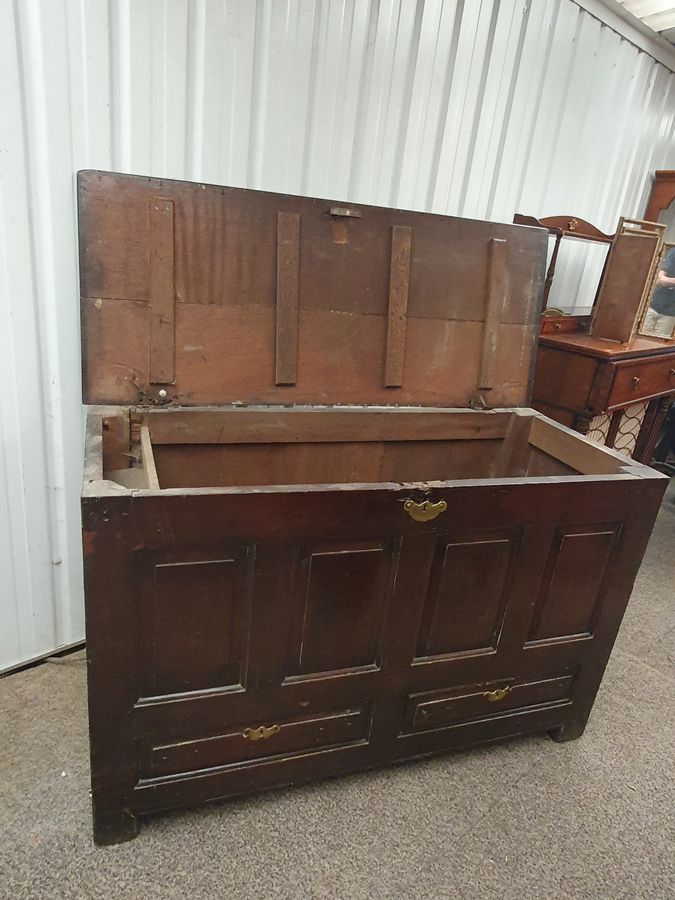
[{"left": 607, "top": 356, "right": 675, "bottom": 409}]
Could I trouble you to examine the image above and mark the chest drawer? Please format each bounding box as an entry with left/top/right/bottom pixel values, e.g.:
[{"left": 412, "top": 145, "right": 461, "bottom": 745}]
[
  {"left": 142, "top": 704, "right": 372, "bottom": 778},
  {"left": 402, "top": 673, "right": 574, "bottom": 734},
  {"left": 607, "top": 355, "right": 675, "bottom": 409}
]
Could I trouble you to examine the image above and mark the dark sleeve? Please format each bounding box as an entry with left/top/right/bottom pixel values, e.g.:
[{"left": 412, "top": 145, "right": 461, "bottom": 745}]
[{"left": 663, "top": 248, "right": 675, "bottom": 276}]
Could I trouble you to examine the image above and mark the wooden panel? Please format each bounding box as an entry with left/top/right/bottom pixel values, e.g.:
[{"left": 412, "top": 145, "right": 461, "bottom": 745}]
[
  {"left": 78, "top": 171, "right": 547, "bottom": 407},
  {"left": 528, "top": 416, "right": 628, "bottom": 475},
  {"left": 151, "top": 439, "right": 504, "bottom": 489},
  {"left": 146, "top": 408, "right": 512, "bottom": 444},
  {"left": 403, "top": 673, "right": 574, "bottom": 733},
  {"left": 82, "top": 299, "right": 536, "bottom": 408},
  {"left": 275, "top": 212, "right": 300, "bottom": 385},
  {"left": 592, "top": 225, "right": 663, "bottom": 343},
  {"left": 139, "top": 423, "right": 159, "bottom": 489},
  {"left": 143, "top": 705, "right": 371, "bottom": 778},
  {"left": 286, "top": 540, "right": 396, "bottom": 677},
  {"left": 527, "top": 526, "right": 619, "bottom": 643},
  {"left": 137, "top": 547, "right": 252, "bottom": 697},
  {"left": 479, "top": 238, "right": 507, "bottom": 391},
  {"left": 533, "top": 346, "right": 600, "bottom": 411},
  {"left": 384, "top": 225, "right": 412, "bottom": 387},
  {"left": 415, "top": 531, "right": 518, "bottom": 659},
  {"left": 149, "top": 198, "right": 175, "bottom": 384},
  {"left": 607, "top": 355, "right": 675, "bottom": 410},
  {"left": 524, "top": 446, "right": 578, "bottom": 477}
]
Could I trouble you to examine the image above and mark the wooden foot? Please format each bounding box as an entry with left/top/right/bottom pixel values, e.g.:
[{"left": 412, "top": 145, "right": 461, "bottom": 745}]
[
  {"left": 548, "top": 720, "right": 587, "bottom": 743},
  {"left": 93, "top": 807, "right": 140, "bottom": 846}
]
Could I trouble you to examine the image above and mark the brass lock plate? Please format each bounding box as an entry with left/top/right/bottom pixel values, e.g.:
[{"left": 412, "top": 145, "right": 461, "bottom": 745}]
[{"left": 403, "top": 499, "right": 447, "bottom": 522}]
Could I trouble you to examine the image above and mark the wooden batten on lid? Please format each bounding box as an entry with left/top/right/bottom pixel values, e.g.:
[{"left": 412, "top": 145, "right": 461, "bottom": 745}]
[{"left": 78, "top": 171, "right": 547, "bottom": 409}]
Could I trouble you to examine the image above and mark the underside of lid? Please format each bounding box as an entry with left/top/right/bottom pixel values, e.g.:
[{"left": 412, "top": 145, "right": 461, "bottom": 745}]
[{"left": 78, "top": 171, "right": 547, "bottom": 408}]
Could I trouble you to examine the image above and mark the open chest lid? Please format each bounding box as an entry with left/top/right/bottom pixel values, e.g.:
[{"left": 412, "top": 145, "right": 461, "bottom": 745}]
[{"left": 78, "top": 171, "right": 547, "bottom": 409}]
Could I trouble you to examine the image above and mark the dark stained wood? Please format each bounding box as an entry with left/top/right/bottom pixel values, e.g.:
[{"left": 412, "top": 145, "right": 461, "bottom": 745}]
[
  {"left": 414, "top": 530, "right": 516, "bottom": 657},
  {"left": 80, "top": 174, "right": 667, "bottom": 846},
  {"left": 526, "top": 525, "right": 620, "bottom": 642},
  {"left": 275, "top": 212, "right": 300, "bottom": 385},
  {"left": 404, "top": 673, "right": 574, "bottom": 732},
  {"left": 137, "top": 547, "right": 252, "bottom": 696},
  {"left": 286, "top": 540, "right": 395, "bottom": 676},
  {"left": 384, "top": 225, "right": 412, "bottom": 387},
  {"left": 149, "top": 198, "right": 176, "bottom": 384},
  {"left": 143, "top": 706, "right": 371, "bottom": 778},
  {"left": 82, "top": 443, "right": 666, "bottom": 839}
]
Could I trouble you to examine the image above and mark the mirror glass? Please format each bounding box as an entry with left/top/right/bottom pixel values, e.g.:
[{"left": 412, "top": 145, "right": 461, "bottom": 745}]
[{"left": 639, "top": 242, "right": 675, "bottom": 338}]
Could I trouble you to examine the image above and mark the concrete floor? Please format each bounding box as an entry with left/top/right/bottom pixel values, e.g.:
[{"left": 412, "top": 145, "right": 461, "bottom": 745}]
[{"left": 1, "top": 491, "right": 673, "bottom": 900}]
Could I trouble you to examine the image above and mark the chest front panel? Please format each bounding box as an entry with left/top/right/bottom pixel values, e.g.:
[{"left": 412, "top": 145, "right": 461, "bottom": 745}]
[{"left": 86, "top": 478, "right": 639, "bottom": 805}]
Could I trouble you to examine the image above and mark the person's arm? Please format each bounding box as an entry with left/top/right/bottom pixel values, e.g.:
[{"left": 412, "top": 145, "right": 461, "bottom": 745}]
[{"left": 656, "top": 268, "right": 675, "bottom": 286}]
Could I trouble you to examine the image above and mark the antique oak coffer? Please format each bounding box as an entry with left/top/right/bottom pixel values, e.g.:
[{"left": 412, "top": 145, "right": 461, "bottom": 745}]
[{"left": 79, "top": 171, "right": 667, "bottom": 845}]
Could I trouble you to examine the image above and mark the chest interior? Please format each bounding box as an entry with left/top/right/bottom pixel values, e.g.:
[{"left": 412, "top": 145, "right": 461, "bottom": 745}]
[{"left": 95, "top": 404, "right": 635, "bottom": 494}]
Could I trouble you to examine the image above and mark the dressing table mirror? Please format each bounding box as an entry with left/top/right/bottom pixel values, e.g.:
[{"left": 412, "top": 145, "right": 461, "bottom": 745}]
[{"left": 638, "top": 242, "right": 675, "bottom": 339}]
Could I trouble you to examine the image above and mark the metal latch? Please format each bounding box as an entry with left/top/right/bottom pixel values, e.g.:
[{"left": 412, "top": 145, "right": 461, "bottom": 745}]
[{"left": 329, "top": 207, "right": 362, "bottom": 218}]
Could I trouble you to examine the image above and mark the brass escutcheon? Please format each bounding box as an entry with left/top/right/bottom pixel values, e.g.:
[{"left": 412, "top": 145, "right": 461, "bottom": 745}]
[
  {"left": 242, "top": 724, "right": 280, "bottom": 742},
  {"left": 484, "top": 686, "right": 511, "bottom": 703},
  {"left": 403, "top": 499, "right": 447, "bottom": 522}
]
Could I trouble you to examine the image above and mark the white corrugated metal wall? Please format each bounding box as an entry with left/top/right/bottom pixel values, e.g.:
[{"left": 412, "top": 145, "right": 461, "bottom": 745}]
[{"left": 1, "top": 0, "right": 674, "bottom": 672}]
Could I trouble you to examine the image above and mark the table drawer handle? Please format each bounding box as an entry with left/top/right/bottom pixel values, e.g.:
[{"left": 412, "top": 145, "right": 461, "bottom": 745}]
[
  {"left": 631, "top": 376, "right": 640, "bottom": 389},
  {"left": 670, "top": 369, "right": 675, "bottom": 378},
  {"left": 403, "top": 499, "right": 447, "bottom": 522},
  {"left": 243, "top": 724, "right": 280, "bottom": 742},
  {"left": 484, "top": 686, "right": 511, "bottom": 703}
]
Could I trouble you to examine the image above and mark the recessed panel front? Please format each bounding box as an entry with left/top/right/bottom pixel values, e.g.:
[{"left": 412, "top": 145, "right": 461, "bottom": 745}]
[
  {"left": 137, "top": 547, "right": 252, "bottom": 697},
  {"left": 415, "top": 531, "right": 518, "bottom": 659},
  {"left": 286, "top": 540, "right": 397, "bottom": 677},
  {"left": 527, "top": 525, "right": 619, "bottom": 643}
]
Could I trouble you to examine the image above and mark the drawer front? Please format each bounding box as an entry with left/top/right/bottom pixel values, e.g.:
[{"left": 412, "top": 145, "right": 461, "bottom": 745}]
[
  {"left": 143, "top": 705, "right": 372, "bottom": 778},
  {"left": 608, "top": 357, "right": 675, "bottom": 409},
  {"left": 403, "top": 674, "right": 574, "bottom": 734}
]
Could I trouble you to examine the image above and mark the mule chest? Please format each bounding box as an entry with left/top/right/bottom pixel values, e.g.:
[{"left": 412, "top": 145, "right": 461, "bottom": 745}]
[{"left": 79, "top": 171, "right": 667, "bottom": 844}]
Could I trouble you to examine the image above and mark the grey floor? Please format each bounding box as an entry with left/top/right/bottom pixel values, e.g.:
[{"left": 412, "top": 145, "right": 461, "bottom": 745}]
[{"left": 1, "top": 492, "right": 674, "bottom": 900}]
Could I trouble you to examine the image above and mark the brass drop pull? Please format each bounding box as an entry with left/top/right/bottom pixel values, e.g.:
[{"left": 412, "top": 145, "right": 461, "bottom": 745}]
[
  {"left": 632, "top": 376, "right": 641, "bottom": 388},
  {"left": 484, "top": 686, "right": 511, "bottom": 703},
  {"left": 403, "top": 499, "right": 447, "bottom": 522},
  {"left": 669, "top": 369, "right": 675, "bottom": 378},
  {"left": 242, "top": 724, "right": 280, "bottom": 742}
]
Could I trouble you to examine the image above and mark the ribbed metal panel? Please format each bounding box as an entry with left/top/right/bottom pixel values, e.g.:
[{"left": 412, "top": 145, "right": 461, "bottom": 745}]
[{"left": 1, "top": 0, "right": 674, "bottom": 671}]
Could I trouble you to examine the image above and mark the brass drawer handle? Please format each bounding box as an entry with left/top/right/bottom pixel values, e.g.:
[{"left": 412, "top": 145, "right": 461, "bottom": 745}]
[
  {"left": 243, "top": 724, "right": 280, "bottom": 742},
  {"left": 632, "top": 376, "right": 640, "bottom": 389},
  {"left": 484, "top": 686, "right": 511, "bottom": 703},
  {"left": 404, "top": 499, "right": 447, "bottom": 522},
  {"left": 670, "top": 369, "right": 675, "bottom": 378}
]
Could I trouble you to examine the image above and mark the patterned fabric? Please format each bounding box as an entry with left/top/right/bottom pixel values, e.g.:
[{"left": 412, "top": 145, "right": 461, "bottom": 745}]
[
  {"left": 586, "top": 413, "right": 611, "bottom": 444},
  {"left": 612, "top": 402, "right": 649, "bottom": 458}
]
